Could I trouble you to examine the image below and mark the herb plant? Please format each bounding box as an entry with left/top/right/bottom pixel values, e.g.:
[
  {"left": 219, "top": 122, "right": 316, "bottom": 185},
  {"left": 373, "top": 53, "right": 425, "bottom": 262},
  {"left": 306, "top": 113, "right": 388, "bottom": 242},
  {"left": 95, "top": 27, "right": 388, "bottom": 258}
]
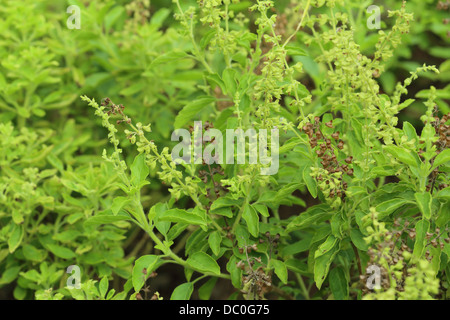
[{"left": 0, "top": 0, "right": 449, "bottom": 300}]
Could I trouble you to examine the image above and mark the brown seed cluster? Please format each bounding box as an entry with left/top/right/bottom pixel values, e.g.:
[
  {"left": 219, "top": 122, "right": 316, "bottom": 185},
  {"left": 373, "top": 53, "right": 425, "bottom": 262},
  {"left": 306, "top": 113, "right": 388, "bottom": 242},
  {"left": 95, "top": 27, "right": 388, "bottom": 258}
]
[
  {"left": 238, "top": 243, "right": 259, "bottom": 256},
  {"left": 253, "top": 8, "right": 293, "bottom": 75},
  {"left": 102, "top": 97, "right": 123, "bottom": 117},
  {"left": 359, "top": 219, "right": 449, "bottom": 295},
  {"left": 142, "top": 267, "right": 158, "bottom": 279},
  {"left": 259, "top": 232, "right": 280, "bottom": 257},
  {"left": 221, "top": 225, "right": 234, "bottom": 242},
  {"left": 236, "top": 243, "right": 272, "bottom": 300},
  {"left": 437, "top": 0, "right": 450, "bottom": 10},
  {"left": 199, "top": 165, "right": 226, "bottom": 201},
  {"left": 360, "top": 221, "right": 410, "bottom": 294},
  {"left": 125, "top": 0, "right": 151, "bottom": 27},
  {"left": 101, "top": 97, "right": 132, "bottom": 124},
  {"left": 241, "top": 267, "right": 272, "bottom": 300},
  {"left": 425, "top": 226, "right": 450, "bottom": 250},
  {"left": 422, "top": 111, "right": 450, "bottom": 192},
  {"left": 303, "top": 117, "right": 353, "bottom": 199},
  {"left": 236, "top": 232, "right": 284, "bottom": 299},
  {"left": 359, "top": 265, "right": 391, "bottom": 293},
  {"left": 193, "top": 121, "right": 230, "bottom": 234},
  {"left": 433, "top": 112, "right": 450, "bottom": 151}
]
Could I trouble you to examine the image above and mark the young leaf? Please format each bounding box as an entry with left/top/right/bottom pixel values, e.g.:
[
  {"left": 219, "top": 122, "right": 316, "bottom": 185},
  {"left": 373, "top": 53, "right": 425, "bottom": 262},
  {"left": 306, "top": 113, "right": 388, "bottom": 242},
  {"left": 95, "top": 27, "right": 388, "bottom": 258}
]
[
  {"left": 151, "top": 8, "right": 170, "bottom": 25},
  {"left": 99, "top": 276, "right": 109, "bottom": 299},
  {"left": 185, "top": 268, "right": 194, "bottom": 282},
  {"left": 430, "top": 246, "right": 441, "bottom": 276},
  {"left": 120, "top": 82, "right": 146, "bottom": 97},
  {"left": 149, "top": 203, "right": 171, "bottom": 235},
  {"left": 200, "top": 29, "right": 216, "bottom": 49},
  {"left": 403, "top": 122, "right": 418, "bottom": 142},
  {"left": 130, "top": 154, "right": 149, "bottom": 187},
  {"left": 210, "top": 207, "right": 233, "bottom": 218},
  {"left": 111, "top": 196, "right": 129, "bottom": 215},
  {"left": 11, "top": 210, "right": 24, "bottom": 225},
  {"left": 436, "top": 202, "right": 449, "bottom": 228}
]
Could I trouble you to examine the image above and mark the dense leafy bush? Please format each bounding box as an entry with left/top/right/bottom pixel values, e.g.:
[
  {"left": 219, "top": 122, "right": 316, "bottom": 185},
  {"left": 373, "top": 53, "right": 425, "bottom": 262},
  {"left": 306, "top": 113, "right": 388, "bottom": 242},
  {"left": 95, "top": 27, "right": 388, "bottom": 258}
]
[{"left": 0, "top": 0, "right": 449, "bottom": 300}]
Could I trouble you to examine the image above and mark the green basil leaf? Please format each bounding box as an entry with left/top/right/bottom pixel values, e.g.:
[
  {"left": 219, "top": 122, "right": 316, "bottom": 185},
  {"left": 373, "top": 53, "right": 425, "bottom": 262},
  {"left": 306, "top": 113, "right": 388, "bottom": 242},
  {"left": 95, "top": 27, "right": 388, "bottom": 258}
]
[
  {"left": 130, "top": 154, "right": 149, "bottom": 187},
  {"left": 413, "top": 219, "right": 430, "bottom": 258},
  {"left": 99, "top": 276, "right": 109, "bottom": 299},
  {"left": 350, "top": 229, "right": 369, "bottom": 251},
  {"left": 159, "top": 208, "right": 207, "bottom": 227},
  {"left": 242, "top": 204, "right": 259, "bottom": 237},
  {"left": 286, "top": 204, "right": 332, "bottom": 232},
  {"left": 329, "top": 267, "right": 349, "bottom": 300},
  {"left": 132, "top": 255, "right": 160, "bottom": 292},
  {"left": 208, "top": 231, "right": 222, "bottom": 256},
  {"left": 174, "top": 97, "right": 215, "bottom": 128},
  {"left": 414, "top": 192, "right": 433, "bottom": 220},
  {"left": 271, "top": 259, "right": 288, "bottom": 284},
  {"left": 187, "top": 252, "right": 220, "bottom": 275},
  {"left": 432, "top": 149, "right": 450, "bottom": 169},
  {"left": 314, "top": 242, "right": 339, "bottom": 289},
  {"left": 384, "top": 145, "right": 420, "bottom": 168},
  {"left": 198, "top": 277, "right": 218, "bottom": 300},
  {"left": 171, "top": 282, "right": 194, "bottom": 300},
  {"left": 8, "top": 224, "right": 24, "bottom": 253}
]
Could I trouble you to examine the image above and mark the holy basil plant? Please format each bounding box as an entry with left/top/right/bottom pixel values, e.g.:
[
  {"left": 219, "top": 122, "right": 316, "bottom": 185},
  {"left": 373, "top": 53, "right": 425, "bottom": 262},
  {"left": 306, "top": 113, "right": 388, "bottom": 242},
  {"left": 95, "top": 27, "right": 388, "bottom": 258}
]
[{"left": 0, "top": 0, "right": 448, "bottom": 301}]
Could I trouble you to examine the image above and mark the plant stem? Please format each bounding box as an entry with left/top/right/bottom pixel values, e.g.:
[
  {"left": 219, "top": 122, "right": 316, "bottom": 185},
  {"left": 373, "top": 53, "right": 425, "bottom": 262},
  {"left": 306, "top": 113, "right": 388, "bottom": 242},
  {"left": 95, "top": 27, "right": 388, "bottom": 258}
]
[
  {"left": 231, "top": 179, "right": 253, "bottom": 234},
  {"left": 174, "top": 0, "right": 214, "bottom": 74},
  {"left": 282, "top": 0, "right": 311, "bottom": 48},
  {"left": 295, "top": 273, "right": 310, "bottom": 300}
]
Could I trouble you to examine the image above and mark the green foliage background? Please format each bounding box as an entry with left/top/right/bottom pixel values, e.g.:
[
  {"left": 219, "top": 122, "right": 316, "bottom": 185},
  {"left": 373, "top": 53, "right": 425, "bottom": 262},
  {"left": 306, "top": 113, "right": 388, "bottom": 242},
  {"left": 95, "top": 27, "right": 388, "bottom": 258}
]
[{"left": 0, "top": 0, "right": 448, "bottom": 300}]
